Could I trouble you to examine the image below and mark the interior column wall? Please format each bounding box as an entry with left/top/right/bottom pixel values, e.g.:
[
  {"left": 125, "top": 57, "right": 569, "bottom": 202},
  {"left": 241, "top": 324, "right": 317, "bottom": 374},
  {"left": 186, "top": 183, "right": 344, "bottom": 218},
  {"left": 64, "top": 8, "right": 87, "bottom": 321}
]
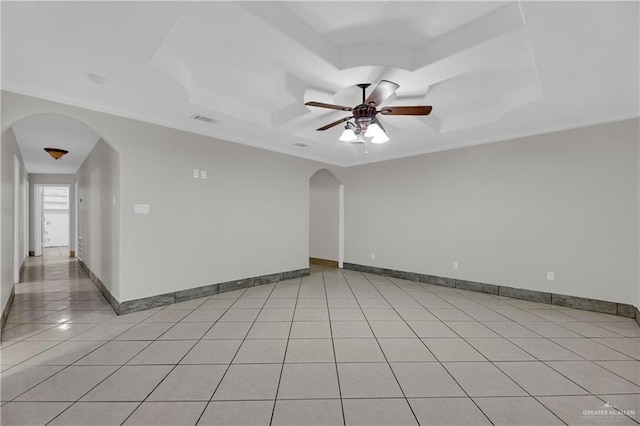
[
  {"left": 1, "top": 127, "right": 28, "bottom": 316},
  {"left": 76, "top": 139, "right": 120, "bottom": 300}
]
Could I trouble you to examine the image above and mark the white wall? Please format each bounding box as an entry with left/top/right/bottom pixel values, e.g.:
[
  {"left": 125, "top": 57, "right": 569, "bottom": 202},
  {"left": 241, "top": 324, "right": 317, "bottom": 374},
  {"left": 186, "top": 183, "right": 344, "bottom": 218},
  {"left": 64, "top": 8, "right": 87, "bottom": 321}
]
[
  {"left": 29, "top": 174, "right": 76, "bottom": 254},
  {"left": 1, "top": 127, "right": 28, "bottom": 316},
  {"left": 76, "top": 139, "right": 120, "bottom": 299},
  {"left": 115, "top": 123, "right": 326, "bottom": 300},
  {"left": 12, "top": 91, "right": 635, "bottom": 309},
  {"left": 309, "top": 169, "right": 340, "bottom": 261},
  {"left": 2, "top": 91, "right": 342, "bottom": 302},
  {"left": 345, "top": 119, "right": 639, "bottom": 305}
]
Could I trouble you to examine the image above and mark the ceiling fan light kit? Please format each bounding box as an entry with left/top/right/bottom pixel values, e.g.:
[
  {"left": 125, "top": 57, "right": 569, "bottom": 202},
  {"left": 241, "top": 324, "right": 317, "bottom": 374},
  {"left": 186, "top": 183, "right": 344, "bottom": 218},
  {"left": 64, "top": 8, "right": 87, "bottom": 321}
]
[
  {"left": 305, "top": 80, "right": 432, "bottom": 146},
  {"left": 339, "top": 125, "right": 358, "bottom": 142},
  {"left": 371, "top": 133, "right": 390, "bottom": 144}
]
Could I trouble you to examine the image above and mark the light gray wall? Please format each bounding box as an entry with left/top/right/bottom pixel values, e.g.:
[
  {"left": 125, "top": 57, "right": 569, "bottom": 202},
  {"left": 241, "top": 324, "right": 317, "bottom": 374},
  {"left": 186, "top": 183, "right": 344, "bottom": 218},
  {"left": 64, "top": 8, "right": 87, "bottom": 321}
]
[
  {"left": 6, "top": 90, "right": 635, "bottom": 309},
  {"left": 1, "top": 127, "right": 28, "bottom": 316},
  {"left": 2, "top": 91, "right": 341, "bottom": 302},
  {"left": 309, "top": 169, "right": 340, "bottom": 261},
  {"left": 29, "top": 174, "right": 76, "bottom": 254},
  {"left": 114, "top": 121, "right": 329, "bottom": 301},
  {"left": 76, "top": 139, "right": 120, "bottom": 299},
  {"left": 345, "top": 119, "right": 639, "bottom": 305}
]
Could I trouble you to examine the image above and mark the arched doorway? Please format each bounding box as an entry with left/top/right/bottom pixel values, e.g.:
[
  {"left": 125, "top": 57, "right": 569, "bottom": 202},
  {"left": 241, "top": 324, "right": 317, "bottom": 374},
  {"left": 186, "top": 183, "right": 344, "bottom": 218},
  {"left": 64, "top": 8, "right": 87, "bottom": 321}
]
[
  {"left": 1, "top": 112, "right": 121, "bottom": 334},
  {"left": 309, "top": 169, "right": 343, "bottom": 268}
]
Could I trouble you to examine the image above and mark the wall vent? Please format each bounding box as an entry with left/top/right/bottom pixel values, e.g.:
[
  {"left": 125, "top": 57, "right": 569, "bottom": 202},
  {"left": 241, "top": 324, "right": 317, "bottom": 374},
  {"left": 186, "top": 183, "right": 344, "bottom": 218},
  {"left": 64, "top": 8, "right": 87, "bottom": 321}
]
[
  {"left": 191, "top": 114, "right": 216, "bottom": 124},
  {"left": 293, "top": 143, "right": 308, "bottom": 148}
]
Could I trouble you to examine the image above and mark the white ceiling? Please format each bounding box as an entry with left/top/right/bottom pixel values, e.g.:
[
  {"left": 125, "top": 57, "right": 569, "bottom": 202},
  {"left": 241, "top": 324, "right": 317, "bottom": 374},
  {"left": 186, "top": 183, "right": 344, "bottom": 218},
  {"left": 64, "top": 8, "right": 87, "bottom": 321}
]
[
  {"left": 12, "top": 114, "right": 100, "bottom": 174},
  {"left": 2, "top": 1, "right": 638, "bottom": 168}
]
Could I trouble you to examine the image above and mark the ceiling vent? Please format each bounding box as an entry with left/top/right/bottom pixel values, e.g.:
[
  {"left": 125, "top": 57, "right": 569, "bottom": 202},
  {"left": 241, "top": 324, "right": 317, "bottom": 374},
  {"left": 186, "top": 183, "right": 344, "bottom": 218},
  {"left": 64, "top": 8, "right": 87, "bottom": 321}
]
[
  {"left": 191, "top": 114, "right": 216, "bottom": 124},
  {"left": 293, "top": 143, "right": 308, "bottom": 148}
]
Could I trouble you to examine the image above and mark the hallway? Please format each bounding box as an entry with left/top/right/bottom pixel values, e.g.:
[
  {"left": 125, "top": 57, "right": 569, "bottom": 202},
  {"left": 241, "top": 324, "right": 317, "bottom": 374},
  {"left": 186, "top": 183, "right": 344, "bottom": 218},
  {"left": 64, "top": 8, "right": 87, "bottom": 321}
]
[
  {"left": 1, "top": 257, "right": 639, "bottom": 425},
  {"left": 2, "top": 256, "right": 111, "bottom": 343}
]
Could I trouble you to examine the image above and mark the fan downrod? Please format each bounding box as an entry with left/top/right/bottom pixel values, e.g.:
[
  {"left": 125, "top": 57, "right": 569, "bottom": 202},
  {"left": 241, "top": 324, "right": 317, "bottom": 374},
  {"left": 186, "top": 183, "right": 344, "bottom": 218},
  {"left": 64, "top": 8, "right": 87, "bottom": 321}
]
[{"left": 356, "top": 83, "right": 371, "bottom": 105}]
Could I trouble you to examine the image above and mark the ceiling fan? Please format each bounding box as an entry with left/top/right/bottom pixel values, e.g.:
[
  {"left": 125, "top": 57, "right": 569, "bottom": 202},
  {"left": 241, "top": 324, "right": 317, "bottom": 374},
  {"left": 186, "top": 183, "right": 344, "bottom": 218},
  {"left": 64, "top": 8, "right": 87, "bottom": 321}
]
[{"left": 305, "top": 80, "right": 432, "bottom": 144}]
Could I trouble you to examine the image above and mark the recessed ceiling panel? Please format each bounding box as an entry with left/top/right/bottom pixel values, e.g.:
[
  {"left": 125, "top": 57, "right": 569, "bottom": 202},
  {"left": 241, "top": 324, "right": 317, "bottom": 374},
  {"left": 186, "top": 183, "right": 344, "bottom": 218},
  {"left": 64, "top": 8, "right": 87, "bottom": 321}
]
[{"left": 2, "top": 1, "right": 637, "bottom": 167}]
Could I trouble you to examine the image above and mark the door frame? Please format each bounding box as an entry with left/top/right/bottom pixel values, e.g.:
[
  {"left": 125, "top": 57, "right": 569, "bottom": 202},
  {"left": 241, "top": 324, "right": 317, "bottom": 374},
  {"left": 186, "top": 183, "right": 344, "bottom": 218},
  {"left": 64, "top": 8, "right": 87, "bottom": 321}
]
[
  {"left": 13, "top": 156, "right": 20, "bottom": 283},
  {"left": 33, "top": 184, "right": 43, "bottom": 257},
  {"left": 34, "top": 184, "right": 71, "bottom": 256}
]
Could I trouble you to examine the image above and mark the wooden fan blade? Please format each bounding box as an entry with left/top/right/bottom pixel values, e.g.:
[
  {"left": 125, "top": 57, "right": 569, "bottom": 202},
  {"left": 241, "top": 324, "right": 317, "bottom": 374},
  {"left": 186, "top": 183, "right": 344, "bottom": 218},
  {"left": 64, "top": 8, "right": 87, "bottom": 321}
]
[
  {"left": 365, "top": 80, "right": 399, "bottom": 106},
  {"left": 317, "top": 116, "right": 352, "bottom": 131},
  {"left": 379, "top": 106, "right": 432, "bottom": 116},
  {"left": 305, "top": 101, "right": 352, "bottom": 112}
]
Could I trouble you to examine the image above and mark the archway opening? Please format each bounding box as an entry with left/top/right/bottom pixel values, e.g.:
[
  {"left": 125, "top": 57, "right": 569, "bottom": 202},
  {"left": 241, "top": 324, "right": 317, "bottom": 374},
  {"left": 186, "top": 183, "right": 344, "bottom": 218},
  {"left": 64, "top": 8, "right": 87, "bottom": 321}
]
[
  {"left": 2, "top": 112, "right": 120, "bottom": 329},
  {"left": 309, "top": 169, "right": 342, "bottom": 268}
]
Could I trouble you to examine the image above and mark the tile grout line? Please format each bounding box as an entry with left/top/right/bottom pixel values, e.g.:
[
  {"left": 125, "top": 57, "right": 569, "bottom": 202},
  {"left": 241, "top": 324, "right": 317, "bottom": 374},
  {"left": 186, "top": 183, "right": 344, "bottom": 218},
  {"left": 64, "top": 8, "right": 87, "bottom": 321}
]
[
  {"left": 323, "top": 267, "right": 348, "bottom": 426},
  {"left": 368, "top": 275, "right": 496, "bottom": 422},
  {"left": 192, "top": 281, "right": 280, "bottom": 426},
  {"left": 39, "top": 298, "right": 217, "bottom": 423},
  {"left": 394, "top": 274, "right": 639, "bottom": 423},
  {"left": 340, "top": 270, "right": 422, "bottom": 425},
  {"left": 4, "top": 258, "right": 638, "bottom": 425},
  {"left": 268, "top": 275, "right": 303, "bottom": 425},
  {"left": 115, "top": 291, "right": 250, "bottom": 426},
  {"left": 5, "top": 302, "right": 143, "bottom": 403},
  {"left": 365, "top": 272, "right": 569, "bottom": 425},
  {"left": 43, "top": 286, "right": 249, "bottom": 423}
]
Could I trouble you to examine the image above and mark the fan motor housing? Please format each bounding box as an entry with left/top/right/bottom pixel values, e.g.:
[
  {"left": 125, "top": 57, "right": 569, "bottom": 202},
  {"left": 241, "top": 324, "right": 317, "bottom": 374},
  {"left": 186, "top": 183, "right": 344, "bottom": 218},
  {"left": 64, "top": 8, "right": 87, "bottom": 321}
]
[{"left": 353, "top": 104, "right": 377, "bottom": 131}]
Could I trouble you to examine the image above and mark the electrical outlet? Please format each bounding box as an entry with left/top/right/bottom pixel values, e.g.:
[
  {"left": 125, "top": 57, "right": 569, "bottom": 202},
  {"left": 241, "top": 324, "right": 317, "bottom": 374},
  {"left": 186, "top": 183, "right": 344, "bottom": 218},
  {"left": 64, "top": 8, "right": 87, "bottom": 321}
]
[
  {"left": 546, "top": 271, "right": 555, "bottom": 281},
  {"left": 452, "top": 262, "right": 459, "bottom": 270},
  {"left": 193, "top": 169, "right": 199, "bottom": 179},
  {"left": 370, "top": 253, "right": 375, "bottom": 260},
  {"left": 200, "top": 170, "right": 207, "bottom": 179}
]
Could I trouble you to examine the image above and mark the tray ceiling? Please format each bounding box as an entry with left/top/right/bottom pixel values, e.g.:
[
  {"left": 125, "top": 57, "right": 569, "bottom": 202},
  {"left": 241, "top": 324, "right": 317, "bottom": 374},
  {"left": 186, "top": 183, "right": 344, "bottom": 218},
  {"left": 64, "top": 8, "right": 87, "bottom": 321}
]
[{"left": 2, "top": 1, "right": 638, "bottom": 167}]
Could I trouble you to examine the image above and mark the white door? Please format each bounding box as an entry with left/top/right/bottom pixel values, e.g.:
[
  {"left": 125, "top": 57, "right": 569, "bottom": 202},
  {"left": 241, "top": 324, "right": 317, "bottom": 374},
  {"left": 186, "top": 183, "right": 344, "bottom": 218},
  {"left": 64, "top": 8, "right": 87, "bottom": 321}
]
[{"left": 42, "top": 187, "right": 69, "bottom": 248}]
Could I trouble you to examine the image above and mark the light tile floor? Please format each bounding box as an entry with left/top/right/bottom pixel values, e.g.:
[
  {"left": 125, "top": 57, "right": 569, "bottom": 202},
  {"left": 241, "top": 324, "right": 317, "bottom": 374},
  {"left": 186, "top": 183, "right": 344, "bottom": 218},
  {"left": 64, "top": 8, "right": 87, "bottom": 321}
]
[
  {"left": 44, "top": 246, "right": 70, "bottom": 258},
  {"left": 1, "top": 256, "right": 639, "bottom": 425}
]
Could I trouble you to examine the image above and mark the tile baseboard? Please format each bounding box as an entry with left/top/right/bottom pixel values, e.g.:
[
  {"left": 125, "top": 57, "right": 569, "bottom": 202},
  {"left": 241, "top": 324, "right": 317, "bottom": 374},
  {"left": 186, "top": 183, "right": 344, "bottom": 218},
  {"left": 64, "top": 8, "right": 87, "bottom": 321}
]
[
  {"left": 80, "top": 260, "right": 309, "bottom": 315},
  {"left": 0, "top": 286, "right": 16, "bottom": 339},
  {"left": 79, "top": 260, "right": 120, "bottom": 314},
  {"left": 343, "top": 262, "right": 637, "bottom": 320},
  {"left": 19, "top": 260, "right": 26, "bottom": 283}
]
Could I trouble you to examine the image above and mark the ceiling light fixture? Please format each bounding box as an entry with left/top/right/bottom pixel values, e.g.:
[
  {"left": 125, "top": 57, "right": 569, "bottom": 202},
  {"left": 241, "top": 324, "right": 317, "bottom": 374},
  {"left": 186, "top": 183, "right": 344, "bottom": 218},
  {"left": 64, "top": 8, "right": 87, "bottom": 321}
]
[
  {"left": 371, "top": 133, "right": 390, "bottom": 144},
  {"left": 306, "top": 80, "right": 432, "bottom": 147},
  {"left": 339, "top": 123, "right": 358, "bottom": 142},
  {"left": 44, "top": 148, "right": 69, "bottom": 160},
  {"left": 364, "top": 122, "right": 383, "bottom": 138}
]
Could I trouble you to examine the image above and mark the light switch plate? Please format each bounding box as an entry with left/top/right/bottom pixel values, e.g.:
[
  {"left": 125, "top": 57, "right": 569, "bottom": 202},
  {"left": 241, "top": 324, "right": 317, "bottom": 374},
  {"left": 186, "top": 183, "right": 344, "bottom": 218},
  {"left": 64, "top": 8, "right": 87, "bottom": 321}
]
[
  {"left": 134, "top": 204, "right": 150, "bottom": 214},
  {"left": 201, "top": 170, "right": 207, "bottom": 179}
]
